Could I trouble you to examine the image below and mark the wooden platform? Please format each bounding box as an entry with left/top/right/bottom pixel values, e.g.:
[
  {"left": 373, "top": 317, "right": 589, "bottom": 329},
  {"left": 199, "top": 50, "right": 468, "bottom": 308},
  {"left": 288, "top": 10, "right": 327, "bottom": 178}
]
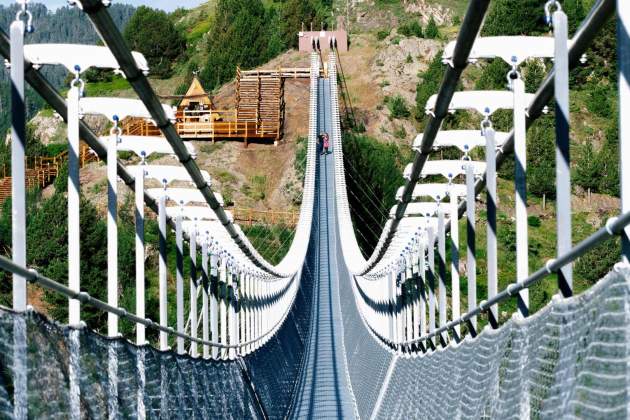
[{"left": 121, "top": 67, "right": 310, "bottom": 146}]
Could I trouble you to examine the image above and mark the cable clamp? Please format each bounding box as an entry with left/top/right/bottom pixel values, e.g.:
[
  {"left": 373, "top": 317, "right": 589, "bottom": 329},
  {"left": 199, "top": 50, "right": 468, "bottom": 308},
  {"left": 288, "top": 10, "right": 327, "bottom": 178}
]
[
  {"left": 481, "top": 113, "right": 493, "bottom": 134},
  {"left": 545, "top": 259, "right": 556, "bottom": 274},
  {"left": 544, "top": 0, "right": 562, "bottom": 26},
  {"left": 70, "top": 66, "right": 85, "bottom": 97}
]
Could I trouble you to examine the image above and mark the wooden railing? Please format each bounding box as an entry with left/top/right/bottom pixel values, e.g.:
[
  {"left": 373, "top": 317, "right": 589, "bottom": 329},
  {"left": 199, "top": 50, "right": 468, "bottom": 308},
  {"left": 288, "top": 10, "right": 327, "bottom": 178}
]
[
  {"left": 0, "top": 143, "right": 99, "bottom": 203},
  {"left": 121, "top": 110, "right": 281, "bottom": 144},
  {"left": 239, "top": 67, "right": 311, "bottom": 79},
  {"left": 231, "top": 207, "right": 299, "bottom": 227}
]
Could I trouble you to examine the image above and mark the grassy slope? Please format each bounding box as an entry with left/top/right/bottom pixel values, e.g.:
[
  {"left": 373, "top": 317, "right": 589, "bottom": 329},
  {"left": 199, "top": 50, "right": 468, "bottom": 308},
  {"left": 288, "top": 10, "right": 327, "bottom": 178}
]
[{"left": 339, "top": 0, "right": 621, "bottom": 324}]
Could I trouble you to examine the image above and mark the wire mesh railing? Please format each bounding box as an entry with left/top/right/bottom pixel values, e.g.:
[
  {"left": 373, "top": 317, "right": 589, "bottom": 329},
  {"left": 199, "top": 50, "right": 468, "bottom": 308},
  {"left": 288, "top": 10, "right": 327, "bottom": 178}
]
[{"left": 335, "top": 0, "right": 630, "bottom": 354}]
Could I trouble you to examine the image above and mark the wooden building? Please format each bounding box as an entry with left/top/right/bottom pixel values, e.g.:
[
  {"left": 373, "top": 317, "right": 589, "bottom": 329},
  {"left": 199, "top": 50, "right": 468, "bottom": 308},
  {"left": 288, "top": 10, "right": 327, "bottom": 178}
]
[{"left": 121, "top": 69, "right": 308, "bottom": 146}]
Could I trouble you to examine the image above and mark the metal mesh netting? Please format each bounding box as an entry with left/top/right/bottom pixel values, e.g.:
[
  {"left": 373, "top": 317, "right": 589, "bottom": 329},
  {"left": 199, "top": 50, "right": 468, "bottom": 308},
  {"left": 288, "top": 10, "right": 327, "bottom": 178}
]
[
  {"left": 336, "top": 227, "right": 394, "bottom": 419},
  {"left": 244, "top": 242, "right": 316, "bottom": 419},
  {"left": 0, "top": 247, "right": 315, "bottom": 419},
  {"left": 0, "top": 309, "right": 261, "bottom": 418},
  {"left": 373, "top": 268, "right": 630, "bottom": 419},
  {"left": 0, "top": 173, "right": 319, "bottom": 419}
]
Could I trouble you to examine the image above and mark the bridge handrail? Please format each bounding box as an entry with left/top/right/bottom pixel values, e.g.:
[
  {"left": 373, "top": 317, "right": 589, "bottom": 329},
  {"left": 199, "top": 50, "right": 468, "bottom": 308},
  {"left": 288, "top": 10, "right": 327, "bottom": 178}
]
[
  {"left": 0, "top": 253, "right": 299, "bottom": 350},
  {"left": 0, "top": 13, "right": 320, "bottom": 357},
  {"left": 76, "top": 0, "right": 316, "bottom": 280},
  {"left": 338, "top": 0, "right": 627, "bottom": 353}
]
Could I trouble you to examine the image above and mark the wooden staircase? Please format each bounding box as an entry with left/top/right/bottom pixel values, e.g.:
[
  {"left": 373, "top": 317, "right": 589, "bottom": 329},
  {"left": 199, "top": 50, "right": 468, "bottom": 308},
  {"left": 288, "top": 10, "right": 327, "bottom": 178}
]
[{"left": 0, "top": 143, "right": 98, "bottom": 203}]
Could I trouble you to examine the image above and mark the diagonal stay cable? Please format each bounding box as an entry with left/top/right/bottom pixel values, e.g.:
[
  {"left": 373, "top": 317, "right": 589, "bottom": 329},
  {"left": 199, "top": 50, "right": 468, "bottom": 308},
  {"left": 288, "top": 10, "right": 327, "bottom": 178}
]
[
  {"left": 0, "top": 28, "right": 176, "bottom": 233},
  {"left": 77, "top": 0, "right": 290, "bottom": 277},
  {"left": 343, "top": 161, "right": 390, "bottom": 224},
  {"left": 358, "top": 0, "right": 615, "bottom": 276},
  {"left": 444, "top": 0, "right": 616, "bottom": 240}
]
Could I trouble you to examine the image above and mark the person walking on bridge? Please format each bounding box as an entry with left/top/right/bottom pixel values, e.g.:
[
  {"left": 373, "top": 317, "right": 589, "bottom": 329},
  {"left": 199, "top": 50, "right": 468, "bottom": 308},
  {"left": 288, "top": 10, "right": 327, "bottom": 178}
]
[{"left": 320, "top": 131, "right": 330, "bottom": 155}]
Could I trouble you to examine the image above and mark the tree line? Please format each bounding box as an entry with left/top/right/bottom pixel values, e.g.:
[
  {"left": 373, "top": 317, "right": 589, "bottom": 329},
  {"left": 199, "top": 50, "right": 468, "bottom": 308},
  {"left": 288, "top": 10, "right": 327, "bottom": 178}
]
[{"left": 123, "top": 0, "right": 331, "bottom": 89}]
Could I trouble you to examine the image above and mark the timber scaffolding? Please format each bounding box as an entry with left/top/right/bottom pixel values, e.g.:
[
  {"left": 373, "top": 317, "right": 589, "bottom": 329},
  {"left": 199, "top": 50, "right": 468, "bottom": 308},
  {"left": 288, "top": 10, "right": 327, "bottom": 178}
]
[{"left": 121, "top": 67, "right": 311, "bottom": 146}]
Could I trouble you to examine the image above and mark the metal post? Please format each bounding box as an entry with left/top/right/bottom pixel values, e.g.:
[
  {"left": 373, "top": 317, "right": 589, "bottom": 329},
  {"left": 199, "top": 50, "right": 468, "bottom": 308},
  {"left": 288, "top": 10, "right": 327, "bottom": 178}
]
[
  {"left": 158, "top": 193, "right": 168, "bottom": 350},
  {"left": 135, "top": 165, "right": 145, "bottom": 345},
  {"left": 210, "top": 253, "right": 219, "bottom": 359},
  {"left": 419, "top": 240, "right": 427, "bottom": 339},
  {"left": 396, "top": 271, "right": 403, "bottom": 350},
  {"left": 10, "top": 18, "right": 27, "bottom": 420},
  {"left": 202, "top": 240, "right": 209, "bottom": 359},
  {"left": 466, "top": 164, "right": 477, "bottom": 333},
  {"left": 248, "top": 274, "right": 253, "bottom": 353},
  {"left": 403, "top": 249, "right": 415, "bottom": 341},
  {"left": 449, "top": 193, "right": 460, "bottom": 339},
  {"left": 235, "top": 272, "right": 241, "bottom": 357},
  {"left": 107, "top": 125, "right": 119, "bottom": 337},
  {"left": 388, "top": 271, "right": 396, "bottom": 344},
  {"left": 427, "top": 226, "right": 436, "bottom": 345},
  {"left": 437, "top": 209, "right": 447, "bottom": 345},
  {"left": 176, "top": 213, "right": 184, "bottom": 354},
  {"left": 10, "top": 19, "right": 26, "bottom": 312},
  {"left": 513, "top": 75, "right": 529, "bottom": 316},
  {"left": 228, "top": 266, "right": 236, "bottom": 360},
  {"left": 240, "top": 274, "right": 247, "bottom": 355},
  {"left": 68, "top": 83, "right": 81, "bottom": 326},
  {"left": 554, "top": 9, "right": 573, "bottom": 296},
  {"left": 243, "top": 273, "right": 249, "bottom": 354},
  {"left": 189, "top": 226, "right": 198, "bottom": 358},
  {"left": 411, "top": 243, "right": 420, "bottom": 342},
  {"left": 219, "top": 256, "right": 228, "bottom": 359},
  {"left": 485, "top": 126, "right": 499, "bottom": 327},
  {"left": 254, "top": 277, "right": 260, "bottom": 350},
  {"left": 620, "top": 0, "right": 630, "bottom": 263}
]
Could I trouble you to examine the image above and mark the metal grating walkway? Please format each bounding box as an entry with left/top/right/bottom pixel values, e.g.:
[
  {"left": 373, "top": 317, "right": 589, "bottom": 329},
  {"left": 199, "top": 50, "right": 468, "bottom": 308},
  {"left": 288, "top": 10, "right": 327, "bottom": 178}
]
[{"left": 289, "top": 78, "right": 357, "bottom": 419}]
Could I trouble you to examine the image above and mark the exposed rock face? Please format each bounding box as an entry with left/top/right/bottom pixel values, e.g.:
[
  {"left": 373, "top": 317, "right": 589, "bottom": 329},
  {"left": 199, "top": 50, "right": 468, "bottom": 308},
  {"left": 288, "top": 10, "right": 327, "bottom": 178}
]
[
  {"left": 373, "top": 37, "right": 442, "bottom": 105},
  {"left": 29, "top": 113, "right": 63, "bottom": 145}
]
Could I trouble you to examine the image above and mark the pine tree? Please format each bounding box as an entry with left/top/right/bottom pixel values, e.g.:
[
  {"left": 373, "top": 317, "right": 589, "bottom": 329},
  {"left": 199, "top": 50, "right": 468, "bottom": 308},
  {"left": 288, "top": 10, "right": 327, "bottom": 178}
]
[
  {"left": 415, "top": 54, "right": 444, "bottom": 120},
  {"left": 123, "top": 6, "right": 185, "bottom": 79},
  {"left": 527, "top": 117, "right": 556, "bottom": 198},
  {"left": 425, "top": 16, "right": 439, "bottom": 39},
  {"left": 201, "top": 0, "right": 269, "bottom": 90}
]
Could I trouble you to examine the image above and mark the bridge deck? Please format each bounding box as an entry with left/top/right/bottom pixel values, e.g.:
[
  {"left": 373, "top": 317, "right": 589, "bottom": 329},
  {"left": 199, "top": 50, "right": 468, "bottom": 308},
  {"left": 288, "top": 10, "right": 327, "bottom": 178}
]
[{"left": 289, "top": 78, "right": 357, "bottom": 419}]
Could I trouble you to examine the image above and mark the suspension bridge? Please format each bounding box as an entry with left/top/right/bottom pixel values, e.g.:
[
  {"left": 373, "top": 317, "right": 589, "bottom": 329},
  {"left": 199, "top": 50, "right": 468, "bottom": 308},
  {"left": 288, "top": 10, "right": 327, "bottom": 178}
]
[{"left": 0, "top": 0, "right": 629, "bottom": 418}]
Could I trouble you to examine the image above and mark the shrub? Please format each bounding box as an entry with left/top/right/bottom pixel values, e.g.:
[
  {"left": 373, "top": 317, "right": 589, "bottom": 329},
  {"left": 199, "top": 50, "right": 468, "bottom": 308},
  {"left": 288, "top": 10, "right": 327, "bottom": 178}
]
[
  {"left": 244, "top": 175, "right": 267, "bottom": 200},
  {"left": 388, "top": 95, "right": 411, "bottom": 119},
  {"left": 527, "top": 215, "right": 541, "bottom": 227},
  {"left": 575, "top": 236, "right": 620, "bottom": 285},
  {"left": 415, "top": 54, "right": 443, "bottom": 119},
  {"left": 523, "top": 59, "right": 546, "bottom": 93},
  {"left": 394, "top": 125, "right": 407, "bottom": 139},
  {"left": 597, "top": 120, "right": 620, "bottom": 196},
  {"left": 586, "top": 83, "right": 613, "bottom": 118},
  {"left": 376, "top": 29, "right": 390, "bottom": 41},
  {"left": 399, "top": 20, "right": 423, "bottom": 38},
  {"left": 425, "top": 16, "right": 439, "bottom": 39},
  {"left": 294, "top": 136, "right": 308, "bottom": 182},
  {"left": 476, "top": 59, "right": 510, "bottom": 90},
  {"left": 44, "top": 143, "right": 68, "bottom": 157},
  {"left": 574, "top": 142, "right": 601, "bottom": 191},
  {"left": 342, "top": 133, "right": 408, "bottom": 256}
]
